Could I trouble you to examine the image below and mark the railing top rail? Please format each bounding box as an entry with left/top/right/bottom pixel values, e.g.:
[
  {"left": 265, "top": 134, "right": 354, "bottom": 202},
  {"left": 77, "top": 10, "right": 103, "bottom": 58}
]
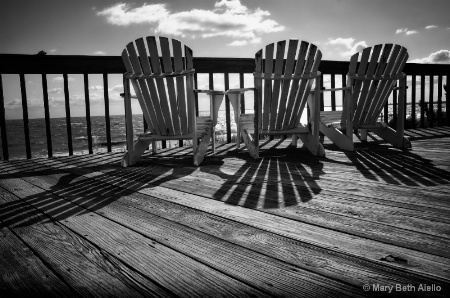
[{"left": 0, "top": 54, "right": 449, "bottom": 75}]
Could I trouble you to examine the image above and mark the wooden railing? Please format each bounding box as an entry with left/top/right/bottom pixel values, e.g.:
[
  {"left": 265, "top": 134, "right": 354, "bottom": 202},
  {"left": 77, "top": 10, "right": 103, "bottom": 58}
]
[{"left": 0, "top": 54, "right": 449, "bottom": 160}]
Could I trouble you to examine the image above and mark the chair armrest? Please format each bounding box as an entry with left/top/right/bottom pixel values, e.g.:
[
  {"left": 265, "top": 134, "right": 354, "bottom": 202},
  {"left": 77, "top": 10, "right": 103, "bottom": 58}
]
[
  {"left": 310, "top": 87, "right": 351, "bottom": 94},
  {"left": 120, "top": 92, "right": 138, "bottom": 99},
  {"left": 226, "top": 88, "right": 255, "bottom": 94},
  {"left": 194, "top": 89, "right": 226, "bottom": 95}
]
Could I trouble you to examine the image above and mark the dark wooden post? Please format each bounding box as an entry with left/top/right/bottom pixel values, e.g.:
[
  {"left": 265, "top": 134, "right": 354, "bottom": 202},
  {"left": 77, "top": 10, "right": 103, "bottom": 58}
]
[{"left": 444, "top": 83, "right": 449, "bottom": 125}]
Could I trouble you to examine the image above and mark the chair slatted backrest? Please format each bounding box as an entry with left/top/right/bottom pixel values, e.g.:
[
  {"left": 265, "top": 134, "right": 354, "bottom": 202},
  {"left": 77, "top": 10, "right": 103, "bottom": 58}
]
[
  {"left": 122, "top": 36, "right": 195, "bottom": 136},
  {"left": 349, "top": 44, "right": 408, "bottom": 126},
  {"left": 255, "top": 40, "right": 321, "bottom": 132}
]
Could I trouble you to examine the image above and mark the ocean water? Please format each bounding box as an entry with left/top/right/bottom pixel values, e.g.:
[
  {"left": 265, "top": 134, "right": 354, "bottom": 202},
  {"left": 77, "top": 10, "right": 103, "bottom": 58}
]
[{"left": 0, "top": 112, "right": 237, "bottom": 160}]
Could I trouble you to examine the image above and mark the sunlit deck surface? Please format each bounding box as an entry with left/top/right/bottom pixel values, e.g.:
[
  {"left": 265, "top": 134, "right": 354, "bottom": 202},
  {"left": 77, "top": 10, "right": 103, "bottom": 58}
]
[{"left": 1, "top": 127, "right": 450, "bottom": 297}]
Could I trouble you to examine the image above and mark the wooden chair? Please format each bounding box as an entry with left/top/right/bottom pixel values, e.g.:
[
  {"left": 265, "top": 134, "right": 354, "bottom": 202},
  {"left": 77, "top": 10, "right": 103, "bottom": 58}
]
[
  {"left": 319, "top": 44, "right": 411, "bottom": 151},
  {"left": 226, "top": 39, "right": 325, "bottom": 159},
  {"left": 121, "top": 36, "right": 225, "bottom": 167}
]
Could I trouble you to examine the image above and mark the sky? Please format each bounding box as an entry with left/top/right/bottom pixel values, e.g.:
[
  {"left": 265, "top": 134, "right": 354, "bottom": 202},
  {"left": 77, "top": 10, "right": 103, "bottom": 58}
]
[{"left": 1, "top": 0, "right": 450, "bottom": 119}]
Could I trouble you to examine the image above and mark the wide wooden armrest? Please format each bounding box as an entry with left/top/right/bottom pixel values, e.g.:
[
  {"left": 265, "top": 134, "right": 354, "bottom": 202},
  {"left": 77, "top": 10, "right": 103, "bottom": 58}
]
[
  {"left": 120, "top": 92, "right": 137, "bottom": 99},
  {"left": 226, "top": 88, "right": 255, "bottom": 94},
  {"left": 310, "top": 87, "right": 351, "bottom": 94},
  {"left": 194, "top": 89, "right": 226, "bottom": 95}
]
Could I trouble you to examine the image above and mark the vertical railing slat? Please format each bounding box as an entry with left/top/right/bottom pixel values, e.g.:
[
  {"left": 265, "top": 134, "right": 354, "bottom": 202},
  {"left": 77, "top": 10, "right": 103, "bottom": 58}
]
[
  {"left": 102, "top": 73, "right": 112, "bottom": 152},
  {"left": 411, "top": 75, "right": 416, "bottom": 128},
  {"left": 446, "top": 75, "right": 450, "bottom": 126},
  {"left": 320, "top": 73, "right": 324, "bottom": 111},
  {"left": 437, "top": 75, "right": 442, "bottom": 125},
  {"left": 0, "top": 74, "right": 9, "bottom": 161},
  {"left": 224, "top": 73, "right": 231, "bottom": 143},
  {"left": 429, "top": 75, "right": 434, "bottom": 127},
  {"left": 41, "top": 74, "right": 53, "bottom": 157},
  {"left": 20, "top": 74, "right": 31, "bottom": 159},
  {"left": 63, "top": 73, "right": 73, "bottom": 155},
  {"left": 239, "top": 73, "right": 245, "bottom": 113},
  {"left": 393, "top": 82, "right": 398, "bottom": 125},
  {"left": 83, "top": 74, "right": 93, "bottom": 154},
  {"left": 331, "top": 74, "right": 336, "bottom": 111},
  {"left": 420, "top": 75, "right": 425, "bottom": 128}
]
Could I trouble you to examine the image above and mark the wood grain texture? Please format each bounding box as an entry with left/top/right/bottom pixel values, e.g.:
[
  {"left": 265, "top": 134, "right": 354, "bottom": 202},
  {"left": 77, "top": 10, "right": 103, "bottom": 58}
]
[{"left": 1, "top": 128, "right": 450, "bottom": 297}]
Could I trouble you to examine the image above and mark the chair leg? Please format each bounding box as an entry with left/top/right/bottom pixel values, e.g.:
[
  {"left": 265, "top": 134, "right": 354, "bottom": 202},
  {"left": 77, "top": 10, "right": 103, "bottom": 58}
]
[
  {"left": 297, "top": 133, "right": 325, "bottom": 157},
  {"left": 360, "top": 129, "right": 368, "bottom": 142},
  {"left": 121, "top": 139, "right": 151, "bottom": 167},
  {"left": 152, "top": 141, "right": 158, "bottom": 154},
  {"left": 369, "top": 127, "right": 411, "bottom": 149},
  {"left": 241, "top": 127, "right": 259, "bottom": 159},
  {"left": 319, "top": 122, "right": 355, "bottom": 151},
  {"left": 193, "top": 130, "right": 212, "bottom": 166},
  {"left": 291, "top": 134, "right": 298, "bottom": 147}
]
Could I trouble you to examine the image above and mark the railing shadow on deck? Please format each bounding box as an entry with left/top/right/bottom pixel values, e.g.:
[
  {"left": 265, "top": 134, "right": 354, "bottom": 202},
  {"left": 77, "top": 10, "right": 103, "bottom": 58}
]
[
  {"left": 321, "top": 129, "right": 450, "bottom": 187},
  {"left": 2, "top": 128, "right": 450, "bottom": 229}
]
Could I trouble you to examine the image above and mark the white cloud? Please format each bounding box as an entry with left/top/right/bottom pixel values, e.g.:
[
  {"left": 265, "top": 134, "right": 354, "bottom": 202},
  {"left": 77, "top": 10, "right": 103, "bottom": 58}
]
[
  {"left": 48, "top": 87, "right": 62, "bottom": 93},
  {"left": 326, "top": 37, "right": 368, "bottom": 58},
  {"left": 410, "top": 50, "right": 450, "bottom": 64},
  {"left": 6, "top": 98, "right": 43, "bottom": 108},
  {"left": 52, "top": 77, "right": 75, "bottom": 82},
  {"left": 396, "top": 28, "right": 418, "bottom": 35},
  {"left": 228, "top": 40, "right": 248, "bottom": 46},
  {"left": 109, "top": 84, "right": 123, "bottom": 92},
  {"left": 97, "top": 3, "right": 169, "bottom": 26},
  {"left": 93, "top": 51, "right": 107, "bottom": 55},
  {"left": 425, "top": 25, "right": 438, "bottom": 29},
  {"left": 48, "top": 49, "right": 57, "bottom": 53},
  {"left": 97, "top": 0, "right": 284, "bottom": 44},
  {"left": 90, "top": 85, "right": 104, "bottom": 90}
]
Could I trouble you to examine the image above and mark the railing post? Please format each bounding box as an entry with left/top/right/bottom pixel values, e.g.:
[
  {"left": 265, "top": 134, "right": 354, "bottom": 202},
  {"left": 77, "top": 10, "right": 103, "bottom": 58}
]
[
  {"left": 331, "top": 74, "right": 336, "bottom": 111},
  {"left": 19, "top": 74, "right": 31, "bottom": 159},
  {"left": 84, "top": 73, "right": 93, "bottom": 154},
  {"left": 239, "top": 73, "right": 245, "bottom": 113},
  {"left": 411, "top": 75, "right": 416, "bottom": 129},
  {"left": 41, "top": 74, "right": 53, "bottom": 157},
  {"left": 393, "top": 82, "right": 398, "bottom": 126},
  {"left": 429, "top": 75, "right": 434, "bottom": 127},
  {"left": 445, "top": 79, "right": 449, "bottom": 125},
  {"left": 0, "top": 74, "right": 8, "bottom": 161},
  {"left": 420, "top": 75, "right": 425, "bottom": 128},
  {"left": 224, "top": 73, "right": 231, "bottom": 143},
  {"left": 63, "top": 73, "right": 73, "bottom": 155},
  {"left": 437, "top": 75, "right": 443, "bottom": 126},
  {"left": 103, "top": 73, "right": 112, "bottom": 152}
]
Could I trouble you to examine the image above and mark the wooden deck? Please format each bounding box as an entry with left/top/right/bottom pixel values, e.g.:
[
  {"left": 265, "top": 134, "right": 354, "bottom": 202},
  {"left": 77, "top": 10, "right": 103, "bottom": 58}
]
[{"left": 1, "top": 127, "right": 450, "bottom": 297}]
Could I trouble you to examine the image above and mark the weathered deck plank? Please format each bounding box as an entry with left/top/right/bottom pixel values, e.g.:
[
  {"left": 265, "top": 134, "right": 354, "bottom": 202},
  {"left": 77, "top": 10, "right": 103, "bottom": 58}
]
[{"left": 1, "top": 127, "right": 450, "bottom": 297}]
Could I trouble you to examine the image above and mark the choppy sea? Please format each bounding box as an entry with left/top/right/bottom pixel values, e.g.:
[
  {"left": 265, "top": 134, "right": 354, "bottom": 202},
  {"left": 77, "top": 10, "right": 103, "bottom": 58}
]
[{"left": 0, "top": 112, "right": 237, "bottom": 160}]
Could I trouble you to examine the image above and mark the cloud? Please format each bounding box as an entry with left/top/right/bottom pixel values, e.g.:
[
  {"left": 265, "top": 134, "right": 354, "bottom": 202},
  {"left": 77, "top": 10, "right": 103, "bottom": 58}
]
[
  {"left": 93, "top": 51, "right": 107, "bottom": 55},
  {"left": 97, "top": 3, "right": 169, "bottom": 26},
  {"left": 90, "top": 85, "right": 104, "bottom": 90},
  {"left": 326, "top": 38, "right": 367, "bottom": 58},
  {"left": 396, "top": 28, "right": 418, "bottom": 35},
  {"left": 228, "top": 40, "right": 248, "bottom": 46},
  {"left": 52, "top": 76, "right": 75, "bottom": 82},
  {"left": 425, "top": 25, "right": 438, "bottom": 29},
  {"left": 48, "top": 87, "right": 63, "bottom": 93},
  {"left": 6, "top": 98, "right": 44, "bottom": 108},
  {"left": 109, "top": 84, "right": 123, "bottom": 92},
  {"left": 97, "top": 0, "right": 284, "bottom": 44},
  {"left": 410, "top": 50, "right": 450, "bottom": 64},
  {"left": 48, "top": 49, "right": 57, "bottom": 54}
]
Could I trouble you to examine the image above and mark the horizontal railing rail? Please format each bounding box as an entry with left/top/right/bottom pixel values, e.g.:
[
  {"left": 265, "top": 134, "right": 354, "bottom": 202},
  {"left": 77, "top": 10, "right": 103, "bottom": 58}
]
[{"left": 0, "top": 54, "right": 449, "bottom": 160}]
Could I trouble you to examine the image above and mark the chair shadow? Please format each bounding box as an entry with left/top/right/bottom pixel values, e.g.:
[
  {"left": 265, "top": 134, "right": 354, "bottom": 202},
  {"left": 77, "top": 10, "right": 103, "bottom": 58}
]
[
  {"left": 322, "top": 132, "right": 450, "bottom": 187},
  {"left": 205, "top": 146, "right": 325, "bottom": 209}
]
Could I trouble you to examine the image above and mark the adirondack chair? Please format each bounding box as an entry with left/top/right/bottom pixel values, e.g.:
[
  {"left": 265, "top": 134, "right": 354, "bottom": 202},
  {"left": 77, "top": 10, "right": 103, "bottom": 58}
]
[
  {"left": 226, "top": 39, "right": 325, "bottom": 159},
  {"left": 319, "top": 44, "right": 411, "bottom": 151},
  {"left": 121, "top": 36, "right": 225, "bottom": 167}
]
